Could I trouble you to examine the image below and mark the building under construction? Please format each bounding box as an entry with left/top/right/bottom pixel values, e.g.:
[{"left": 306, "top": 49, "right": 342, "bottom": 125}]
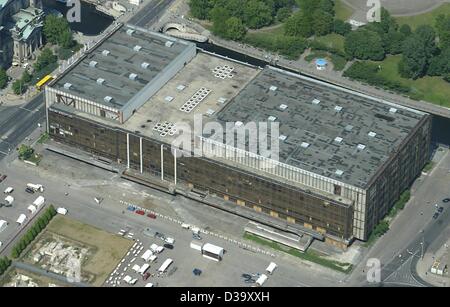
[{"left": 45, "top": 24, "right": 431, "bottom": 248}]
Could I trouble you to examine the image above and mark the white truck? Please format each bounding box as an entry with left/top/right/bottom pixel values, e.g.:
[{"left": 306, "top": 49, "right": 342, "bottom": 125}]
[
  {"left": 4, "top": 195, "right": 14, "bottom": 205},
  {"left": 27, "top": 183, "right": 44, "bottom": 192},
  {"left": 33, "top": 196, "right": 45, "bottom": 209}
]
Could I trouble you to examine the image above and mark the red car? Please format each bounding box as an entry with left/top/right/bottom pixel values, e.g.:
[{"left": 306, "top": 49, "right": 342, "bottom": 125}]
[
  {"left": 143, "top": 272, "right": 151, "bottom": 281},
  {"left": 0, "top": 175, "right": 6, "bottom": 183},
  {"left": 147, "top": 212, "right": 157, "bottom": 219},
  {"left": 135, "top": 210, "right": 145, "bottom": 215}
]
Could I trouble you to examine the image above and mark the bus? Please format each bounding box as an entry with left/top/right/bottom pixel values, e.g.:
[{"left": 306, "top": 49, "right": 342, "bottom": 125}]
[
  {"left": 158, "top": 258, "right": 173, "bottom": 273},
  {"left": 201, "top": 243, "right": 224, "bottom": 261},
  {"left": 35, "top": 75, "right": 54, "bottom": 91}
]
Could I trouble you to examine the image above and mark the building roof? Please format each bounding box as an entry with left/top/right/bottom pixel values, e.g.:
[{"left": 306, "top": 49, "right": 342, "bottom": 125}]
[
  {"left": 215, "top": 67, "right": 427, "bottom": 188},
  {"left": 53, "top": 24, "right": 193, "bottom": 111}
]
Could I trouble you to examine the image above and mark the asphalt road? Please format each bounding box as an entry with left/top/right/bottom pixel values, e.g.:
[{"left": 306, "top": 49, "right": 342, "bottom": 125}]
[
  {"left": 128, "top": 0, "right": 175, "bottom": 28},
  {"left": 0, "top": 93, "right": 45, "bottom": 161}
]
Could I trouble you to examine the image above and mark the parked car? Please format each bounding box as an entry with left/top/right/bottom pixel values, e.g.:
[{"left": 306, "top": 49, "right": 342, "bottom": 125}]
[
  {"left": 163, "top": 243, "right": 174, "bottom": 250},
  {"left": 442, "top": 198, "right": 450, "bottom": 203},
  {"left": 0, "top": 175, "right": 6, "bottom": 183},
  {"left": 135, "top": 210, "right": 145, "bottom": 215},
  {"left": 126, "top": 205, "right": 136, "bottom": 212},
  {"left": 433, "top": 212, "right": 439, "bottom": 219},
  {"left": 192, "top": 233, "right": 202, "bottom": 240},
  {"left": 438, "top": 207, "right": 444, "bottom": 213},
  {"left": 147, "top": 212, "right": 157, "bottom": 219},
  {"left": 25, "top": 187, "right": 35, "bottom": 194},
  {"left": 241, "top": 273, "right": 252, "bottom": 280},
  {"left": 143, "top": 272, "right": 151, "bottom": 281},
  {"left": 4, "top": 203, "right": 12, "bottom": 208},
  {"left": 193, "top": 268, "right": 202, "bottom": 276}
]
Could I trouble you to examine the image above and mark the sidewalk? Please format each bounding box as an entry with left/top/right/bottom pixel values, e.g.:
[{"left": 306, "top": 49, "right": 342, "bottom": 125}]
[{"left": 416, "top": 238, "right": 450, "bottom": 287}]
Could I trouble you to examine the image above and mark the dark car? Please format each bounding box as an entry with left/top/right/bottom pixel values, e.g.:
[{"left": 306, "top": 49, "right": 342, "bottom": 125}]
[
  {"left": 163, "top": 243, "right": 174, "bottom": 249},
  {"left": 192, "top": 233, "right": 202, "bottom": 240},
  {"left": 25, "top": 187, "right": 35, "bottom": 194},
  {"left": 438, "top": 207, "right": 444, "bottom": 213},
  {"left": 244, "top": 278, "right": 255, "bottom": 283},
  {"left": 433, "top": 212, "right": 439, "bottom": 219},
  {"left": 147, "top": 212, "right": 157, "bottom": 219},
  {"left": 443, "top": 198, "right": 450, "bottom": 203},
  {"left": 241, "top": 273, "right": 252, "bottom": 280},
  {"left": 0, "top": 175, "right": 6, "bottom": 183},
  {"left": 193, "top": 268, "right": 202, "bottom": 276},
  {"left": 4, "top": 203, "right": 12, "bottom": 208},
  {"left": 143, "top": 272, "right": 151, "bottom": 281}
]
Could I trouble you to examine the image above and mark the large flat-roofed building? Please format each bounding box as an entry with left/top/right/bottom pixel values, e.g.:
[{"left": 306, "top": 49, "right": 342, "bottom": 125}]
[{"left": 46, "top": 24, "right": 431, "bottom": 247}]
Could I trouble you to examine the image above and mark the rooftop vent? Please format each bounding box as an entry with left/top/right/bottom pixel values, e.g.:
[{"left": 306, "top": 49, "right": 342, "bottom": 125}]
[
  {"left": 133, "top": 45, "right": 142, "bottom": 52},
  {"left": 176, "top": 84, "right": 186, "bottom": 91},
  {"left": 63, "top": 82, "right": 72, "bottom": 89},
  {"left": 89, "top": 60, "right": 98, "bottom": 68},
  {"left": 368, "top": 131, "right": 377, "bottom": 137},
  {"left": 165, "top": 41, "right": 174, "bottom": 48},
  {"left": 235, "top": 121, "right": 243, "bottom": 127},
  {"left": 268, "top": 116, "right": 277, "bottom": 122},
  {"left": 97, "top": 78, "right": 105, "bottom": 85},
  {"left": 357, "top": 144, "right": 366, "bottom": 150},
  {"left": 102, "top": 50, "right": 110, "bottom": 56},
  {"left": 345, "top": 125, "right": 353, "bottom": 132},
  {"left": 279, "top": 104, "right": 288, "bottom": 111},
  {"left": 312, "top": 98, "right": 320, "bottom": 105},
  {"left": 269, "top": 85, "right": 278, "bottom": 91},
  {"left": 334, "top": 136, "right": 343, "bottom": 143},
  {"left": 141, "top": 62, "right": 150, "bottom": 69},
  {"left": 164, "top": 96, "right": 174, "bottom": 102},
  {"left": 334, "top": 105, "right": 343, "bottom": 112},
  {"left": 104, "top": 96, "right": 113, "bottom": 103},
  {"left": 279, "top": 135, "right": 287, "bottom": 141},
  {"left": 389, "top": 107, "right": 398, "bottom": 113},
  {"left": 301, "top": 142, "right": 310, "bottom": 149},
  {"left": 129, "top": 73, "right": 138, "bottom": 81},
  {"left": 335, "top": 169, "right": 344, "bottom": 176},
  {"left": 206, "top": 109, "right": 215, "bottom": 116},
  {"left": 126, "top": 29, "right": 135, "bottom": 36}
]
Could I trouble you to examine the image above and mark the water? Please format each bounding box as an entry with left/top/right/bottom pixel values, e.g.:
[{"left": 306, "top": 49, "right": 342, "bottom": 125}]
[{"left": 42, "top": 0, "right": 113, "bottom": 36}]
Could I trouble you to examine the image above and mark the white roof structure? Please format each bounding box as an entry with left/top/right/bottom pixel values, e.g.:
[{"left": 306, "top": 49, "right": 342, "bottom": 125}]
[
  {"left": 202, "top": 243, "right": 224, "bottom": 256},
  {"left": 266, "top": 262, "right": 277, "bottom": 274},
  {"left": 149, "top": 255, "right": 157, "bottom": 262},
  {"left": 150, "top": 243, "right": 158, "bottom": 252},
  {"left": 138, "top": 263, "right": 150, "bottom": 275},
  {"left": 132, "top": 264, "right": 140, "bottom": 272},
  {"left": 4, "top": 195, "right": 14, "bottom": 204},
  {"left": 16, "top": 214, "right": 27, "bottom": 225},
  {"left": 33, "top": 196, "right": 45, "bottom": 208},
  {"left": 158, "top": 258, "right": 173, "bottom": 273},
  {"left": 141, "top": 249, "right": 153, "bottom": 262},
  {"left": 27, "top": 205, "right": 37, "bottom": 214},
  {"left": 256, "top": 274, "right": 268, "bottom": 286},
  {"left": 0, "top": 220, "right": 8, "bottom": 232},
  {"left": 56, "top": 208, "right": 68, "bottom": 215}
]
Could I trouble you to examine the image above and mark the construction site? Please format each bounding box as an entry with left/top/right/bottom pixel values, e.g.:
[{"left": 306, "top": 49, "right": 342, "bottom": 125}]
[{"left": 44, "top": 23, "right": 432, "bottom": 249}]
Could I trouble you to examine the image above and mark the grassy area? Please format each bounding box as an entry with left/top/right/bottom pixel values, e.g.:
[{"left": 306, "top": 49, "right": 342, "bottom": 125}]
[
  {"left": 37, "top": 132, "right": 49, "bottom": 144},
  {"left": 335, "top": 0, "right": 354, "bottom": 21},
  {"left": 373, "top": 55, "right": 450, "bottom": 107},
  {"left": 25, "top": 153, "right": 42, "bottom": 165},
  {"left": 314, "top": 33, "right": 346, "bottom": 53},
  {"left": 396, "top": 3, "right": 450, "bottom": 30},
  {"left": 244, "top": 233, "right": 353, "bottom": 274},
  {"left": 46, "top": 215, "right": 132, "bottom": 286},
  {"left": 388, "top": 190, "right": 411, "bottom": 219},
  {"left": 423, "top": 161, "right": 435, "bottom": 173}
]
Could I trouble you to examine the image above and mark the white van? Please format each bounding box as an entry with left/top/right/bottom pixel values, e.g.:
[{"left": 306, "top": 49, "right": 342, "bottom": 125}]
[
  {"left": 266, "top": 262, "right": 277, "bottom": 275},
  {"left": 4, "top": 195, "right": 14, "bottom": 205},
  {"left": 4, "top": 187, "right": 14, "bottom": 194}
]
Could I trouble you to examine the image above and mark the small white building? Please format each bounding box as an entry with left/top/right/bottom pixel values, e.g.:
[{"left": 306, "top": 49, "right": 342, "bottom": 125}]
[
  {"left": 16, "top": 214, "right": 27, "bottom": 225},
  {"left": 27, "top": 205, "right": 37, "bottom": 214},
  {"left": 141, "top": 249, "right": 153, "bottom": 262},
  {"left": 4, "top": 195, "right": 14, "bottom": 205}
]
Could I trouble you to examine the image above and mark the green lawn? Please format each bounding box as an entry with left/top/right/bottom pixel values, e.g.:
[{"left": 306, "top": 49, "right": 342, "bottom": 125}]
[
  {"left": 244, "top": 233, "right": 353, "bottom": 274},
  {"left": 335, "top": 0, "right": 354, "bottom": 21},
  {"left": 396, "top": 3, "right": 450, "bottom": 30},
  {"left": 373, "top": 55, "right": 450, "bottom": 107},
  {"left": 314, "top": 33, "right": 346, "bottom": 53}
]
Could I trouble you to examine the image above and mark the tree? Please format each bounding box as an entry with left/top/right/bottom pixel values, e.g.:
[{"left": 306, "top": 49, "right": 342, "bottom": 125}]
[
  {"left": 189, "top": 0, "right": 212, "bottom": 20},
  {"left": 333, "top": 19, "right": 351, "bottom": 36},
  {"left": 34, "top": 48, "right": 57, "bottom": 72},
  {"left": 344, "top": 28, "right": 385, "bottom": 60},
  {"left": 243, "top": 0, "right": 273, "bottom": 29},
  {"left": 11, "top": 247, "right": 19, "bottom": 259},
  {"left": 415, "top": 25, "right": 437, "bottom": 58},
  {"left": 0, "top": 68, "right": 7, "bottom": 89},
  {"left": 21, "top": 70, "right": 32, "bottom": 83},
  {"left": 399, "top": 34, "right": 428, "bottom": 79},
  {"left": 312, "top": 10, "right": 334, "bottom": 36},
  {"left": 225, "top": 17, "right": 247, "bottom": 40},
  {"left": 436, "top": 14, "right": 450, "bottom": 49},
  {"left": 276, "top": 7, "right": 291, "bottom": 22},
  {"left": 399, "top": 24, "right": 412, "bottom": 37},
  {"left": 18, "top": 144, "right": 34, "bottom": 160},
  {"left": 284, "top": 12, "right": 314, "bottom": 37},
  {"left": 43, "top": 15, "right": 72, "bottom": 46},
  {"left": 12, "top": 80, "right": 26, "bottom": 95},
  {"left": 383, "top": 30, "right": 406, "bottom": 55},
  {"left": 210, "top": 6, "right": 230, "bottom": 37},
  {"left": 49, "top": 205, "right": 57, "bottom": 217},
  {"left": 427, "top": 48, "right": 450, "bottom": 76}
]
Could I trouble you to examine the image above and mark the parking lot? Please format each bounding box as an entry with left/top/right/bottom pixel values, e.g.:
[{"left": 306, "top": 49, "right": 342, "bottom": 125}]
[{"left": 0, "top": 177, "right": 48, "bottom": 250}]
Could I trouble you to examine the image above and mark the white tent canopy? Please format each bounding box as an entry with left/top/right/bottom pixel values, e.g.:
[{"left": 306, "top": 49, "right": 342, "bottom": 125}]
[
  {"left": 27, "top": 205, "right": 37, "bottom": 214},
  {"left": 16, "top": 214, "right": 27, "bottom": 225},
  {"left": 0, "top": 220, "right": 8, "bottom": 232},
  {"left": 141, "top": 249, "right": 153, "bottom": 262}
]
